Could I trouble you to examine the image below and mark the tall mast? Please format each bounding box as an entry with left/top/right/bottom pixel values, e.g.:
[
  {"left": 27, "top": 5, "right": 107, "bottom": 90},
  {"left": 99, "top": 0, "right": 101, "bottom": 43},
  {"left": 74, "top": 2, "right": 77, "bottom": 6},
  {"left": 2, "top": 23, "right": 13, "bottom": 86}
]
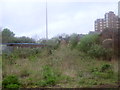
[{"left": 46, "top": 0, "right": 48, "bottom": 40}]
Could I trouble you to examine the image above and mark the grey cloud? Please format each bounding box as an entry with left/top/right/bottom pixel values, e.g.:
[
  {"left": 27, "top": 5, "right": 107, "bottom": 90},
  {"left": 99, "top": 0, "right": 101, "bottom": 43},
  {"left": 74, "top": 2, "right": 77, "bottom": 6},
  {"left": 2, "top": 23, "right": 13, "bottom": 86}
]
[{"left": 1, "top": 1, "right": 118, "bottom": 39}]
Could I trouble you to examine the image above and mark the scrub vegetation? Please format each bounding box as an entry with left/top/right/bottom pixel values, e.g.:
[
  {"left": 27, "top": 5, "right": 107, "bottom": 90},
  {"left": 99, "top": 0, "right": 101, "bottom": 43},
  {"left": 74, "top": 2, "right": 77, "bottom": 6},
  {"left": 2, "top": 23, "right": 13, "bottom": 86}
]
[{"left": 1, "top": 28, "right": 119, "bottom": 88}]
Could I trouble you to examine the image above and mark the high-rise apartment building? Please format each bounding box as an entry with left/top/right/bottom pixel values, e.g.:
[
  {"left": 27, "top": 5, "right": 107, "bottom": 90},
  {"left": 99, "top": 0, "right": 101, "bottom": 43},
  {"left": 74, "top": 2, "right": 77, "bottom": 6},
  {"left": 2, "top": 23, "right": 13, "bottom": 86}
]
[
  {"left": 105, "top": 11, "right": 118, "bottom": 29},
  {"left": 95, "top": 19, "right": 106, "bottom": 32},
  {"left": 94, "top": 11, "right": 118, "bottom": 32},
  {"left": 118, "top": 1, "right": 120, "bottom": 29},
  {"left": 118, "top": 1, "right": 120, "bottom": 18}
]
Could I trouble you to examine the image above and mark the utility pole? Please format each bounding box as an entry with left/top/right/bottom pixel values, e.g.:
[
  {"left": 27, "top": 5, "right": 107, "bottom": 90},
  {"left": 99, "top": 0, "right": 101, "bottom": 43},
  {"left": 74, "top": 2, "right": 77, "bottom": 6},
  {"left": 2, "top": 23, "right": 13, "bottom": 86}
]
[{"left": 46, "top": 0, "right": 48, "bottom": 40}]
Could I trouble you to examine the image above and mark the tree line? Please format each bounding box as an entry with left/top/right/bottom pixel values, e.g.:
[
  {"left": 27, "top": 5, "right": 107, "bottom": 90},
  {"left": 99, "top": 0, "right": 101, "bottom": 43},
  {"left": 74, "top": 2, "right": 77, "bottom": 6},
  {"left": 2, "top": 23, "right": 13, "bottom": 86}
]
[
  {"left": 1, "top": 28, "right": 35, "bottom": 43},
  {"left": 1, "top": 27, "right": 119, "bottom": 59}
]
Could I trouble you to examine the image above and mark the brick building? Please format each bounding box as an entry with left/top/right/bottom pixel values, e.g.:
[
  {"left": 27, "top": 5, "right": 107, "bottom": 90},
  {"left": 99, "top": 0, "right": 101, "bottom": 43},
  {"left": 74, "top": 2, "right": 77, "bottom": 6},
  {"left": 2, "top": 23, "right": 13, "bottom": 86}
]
[
  {"left": 105, "top": 11, "right": 119, "bottom": 29},
  {"left": 95, "top": 19, "right": 106, "bottom": 32},
  {"left": 94, "top": 11, "right": 119, "bottom": 32},
  {"left": 118, "top": 1, "right": 120, "bottom": 18}
]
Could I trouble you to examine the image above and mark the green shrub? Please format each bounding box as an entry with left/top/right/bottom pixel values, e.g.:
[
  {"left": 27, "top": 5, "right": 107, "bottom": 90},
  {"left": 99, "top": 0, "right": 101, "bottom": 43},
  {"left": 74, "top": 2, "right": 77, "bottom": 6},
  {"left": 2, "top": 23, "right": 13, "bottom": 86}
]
[
  {"left": 37, "top": 65, "right": 61, "bottom": 87},
  {"left": 6, "top": 84, "right": 20, "bottom": 88},
  {"left": 90, "top": 67, "right": 99, "bottom": 73},
  {"left": 69, "top": 33, "right": 78, "bottom": 49},
  {"left": 45, "top": 38, "right": 60, "bottom": 50},
  {"left": 2, "top": 75, "right": 21, "bottom": 88},
  {"left": 87, "top": 44, "right": 107, "bottom": 58},
  {"left": 91, "top": 64, "right": 114, "bottom": 79},
  {"left": 3, "top": 47, "right": 42, "bottom": 61},
  {"left": 77, "top": 34, "right": 99, "bottom": 53},
  {"left": 100, "top": 64, "right": 112, "bottom": 72}
]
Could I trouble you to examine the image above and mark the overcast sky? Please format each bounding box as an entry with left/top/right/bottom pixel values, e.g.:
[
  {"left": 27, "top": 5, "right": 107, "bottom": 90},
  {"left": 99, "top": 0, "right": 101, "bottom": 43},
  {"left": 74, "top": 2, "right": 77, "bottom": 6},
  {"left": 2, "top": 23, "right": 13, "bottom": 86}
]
[{"left": 0, "top": 0, "right": 119, "bottom": 39}]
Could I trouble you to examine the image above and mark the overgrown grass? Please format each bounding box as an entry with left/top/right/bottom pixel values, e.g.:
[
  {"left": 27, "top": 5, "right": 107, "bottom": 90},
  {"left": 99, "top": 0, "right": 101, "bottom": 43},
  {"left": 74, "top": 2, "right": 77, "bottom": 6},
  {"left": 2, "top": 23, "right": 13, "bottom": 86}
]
[
  {"left": 2, "top": 46, "right": 118, "bottom": 88},
  {"left": 36, "top": 65, "right": 61, "bottom": 87}
]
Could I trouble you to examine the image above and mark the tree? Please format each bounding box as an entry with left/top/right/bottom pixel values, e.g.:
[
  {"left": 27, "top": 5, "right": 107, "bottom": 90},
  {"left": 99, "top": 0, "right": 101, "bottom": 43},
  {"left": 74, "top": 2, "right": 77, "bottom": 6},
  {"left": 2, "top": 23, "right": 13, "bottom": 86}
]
[
  {"left": 2, "top": 28, "right": 15, "bottom": 43},
  {"left": 13, "top": 36, "right": 35, "bottom": 43},
  {"left": 2, "top": 28, "right": 35, "bottom": 43},
  {"left": 77, "top": 34, "right": 100, "bottom": 53}
]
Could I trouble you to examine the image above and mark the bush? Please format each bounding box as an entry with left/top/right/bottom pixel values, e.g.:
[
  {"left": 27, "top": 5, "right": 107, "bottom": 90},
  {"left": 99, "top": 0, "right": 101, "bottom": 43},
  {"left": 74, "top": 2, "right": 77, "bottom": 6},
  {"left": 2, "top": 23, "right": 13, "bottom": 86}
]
[
  {"left": 88, "top": 44, "right": 113, "bottom": 59},
  {"left": 90, "top": 64, "right": 112, "bottom": 73},
  {"left": 16, "top": 48, "right": 37, "bottom": 58},
  {"left": 100, "top": 64, "right": 112, "bottom": 72},
  {"left": 46, "top": 37, "right": 60, "bottom": 50},
  {"left": 37, "top": 65, "right": 61, "bottom": 87},
  {"left": 69, "top": 33, "right": 78, "bottom": 49},
  {"left": 77, "top": 34, "right": 99, "bottom": 53},
  {"left": 3, "top": 47, "right": 42, "bottom": 60},
  {"left": 87, "top": 45, "right": 107, "bottom": 58},
  {"left": 91, "top": 64, "right": 114, "bottom": 79},
  {"left": 90, "top": 67, "right": 99, "bottom": 73},
  {"left": 6, "top": 84, "right": 20, "bottom": 88},
  {"left": 2, "top": 75, "right": 21, "bottom": 88}
]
